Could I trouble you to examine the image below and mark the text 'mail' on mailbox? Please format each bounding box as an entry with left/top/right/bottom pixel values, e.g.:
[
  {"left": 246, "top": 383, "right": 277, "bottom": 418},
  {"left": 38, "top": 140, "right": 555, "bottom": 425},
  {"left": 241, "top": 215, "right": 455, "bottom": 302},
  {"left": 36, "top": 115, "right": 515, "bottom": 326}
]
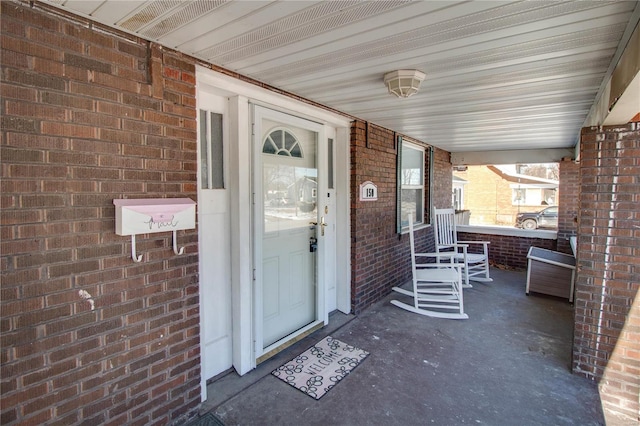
[{"left": 113, "top": 198, "right": 196, "bottom": 262}]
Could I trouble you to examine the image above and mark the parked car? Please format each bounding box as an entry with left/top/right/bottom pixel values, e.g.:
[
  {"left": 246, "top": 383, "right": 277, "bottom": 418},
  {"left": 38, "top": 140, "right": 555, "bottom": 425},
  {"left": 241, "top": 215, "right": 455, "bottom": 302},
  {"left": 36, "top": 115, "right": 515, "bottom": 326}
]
[{"left": 515, "top": 206, "right": 558, "bottom": 229}]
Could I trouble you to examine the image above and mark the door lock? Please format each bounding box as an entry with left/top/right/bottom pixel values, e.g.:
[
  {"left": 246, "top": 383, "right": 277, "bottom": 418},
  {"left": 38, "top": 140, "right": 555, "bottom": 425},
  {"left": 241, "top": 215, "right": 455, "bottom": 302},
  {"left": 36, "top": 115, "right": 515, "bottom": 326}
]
[{"left": 309, "top": 236, "right": 317, "bottom": 252}]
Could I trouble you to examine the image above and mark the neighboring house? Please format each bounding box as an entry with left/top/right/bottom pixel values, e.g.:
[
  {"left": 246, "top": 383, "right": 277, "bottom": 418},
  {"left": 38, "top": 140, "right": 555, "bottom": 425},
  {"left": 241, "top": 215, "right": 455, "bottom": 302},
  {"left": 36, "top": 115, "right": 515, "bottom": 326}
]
[
  {"left": 452, "top": 175, "right": 467, "bottom": 211},
  {"left": 1, "top": 2, "right": 638, "bottom": 425},
  {"left": 453, "top": 165, "right": 558, "bottom": 226}
]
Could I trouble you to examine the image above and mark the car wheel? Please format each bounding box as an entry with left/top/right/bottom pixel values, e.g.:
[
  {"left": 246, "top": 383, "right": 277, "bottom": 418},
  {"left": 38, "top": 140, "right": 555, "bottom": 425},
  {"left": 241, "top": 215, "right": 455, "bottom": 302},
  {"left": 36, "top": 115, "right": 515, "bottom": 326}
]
[{"left": 522, "top": 219, "right": 537, "bottom": 230}]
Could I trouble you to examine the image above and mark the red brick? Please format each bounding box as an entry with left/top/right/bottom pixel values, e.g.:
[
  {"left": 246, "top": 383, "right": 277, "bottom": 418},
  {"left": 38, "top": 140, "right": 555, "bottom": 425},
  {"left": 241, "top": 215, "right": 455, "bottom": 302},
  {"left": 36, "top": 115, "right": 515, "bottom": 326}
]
[
  {"left": 63, "top": 23, "right": 114, "bottom": 48},
  {"left": 15, "top": 305, "right": 72, "bottom": 329},
  {"left": 92, "top": 70, "right": 140, "bottom": 93},
  {"left": 574, "top": 123, "right": 640, "bottom": 420},
  {"left": 122, "top": 119, "right": 163, "bottom": 136},
  {"left": 15, "top": 409, "right": 54, "bottom": 425},
  {"left": 56, "top": 388, "right": 103, "bottom": 415},
  {"left": 45, "top": 311, "right": 98, "bottom": 336},
  {"left": 80, "top": 342, "right": 127, "bottom": 366},
  {"left": 23, "top": 358, "right": 77, "bottom": 387},
  {"left": 1, "top": 35, "right": 62, "bottom": 62},
  {"left": 51, "top": 362, "right": 103, "bottom": 389},
  {"left": 5, "top": 132, "right": 69, "bottom": 150},
  {"left": 0, "top": 409, "right": 17, "bottom": 425},
  {"left": 41, "top": 122, "right": 96, "bottom": 139},
  {"left": 5, "top": 101, "right": 67, "bottom": 121},
  {"left": 2, "top": 3, "right": 198, "bottom": 424},
  {"left": 2, "top": 297, "right": 44, "bottom": 316},
  {"left": 98, "top": 128, "right": 144, "bottom": 145}
]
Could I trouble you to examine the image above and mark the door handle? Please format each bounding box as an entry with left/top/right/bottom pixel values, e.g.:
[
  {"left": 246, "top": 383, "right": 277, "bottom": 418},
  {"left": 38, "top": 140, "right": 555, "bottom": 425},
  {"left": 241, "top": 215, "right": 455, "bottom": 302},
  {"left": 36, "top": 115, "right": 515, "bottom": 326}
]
[{"left": 310, "top": 219, "right": 327, "bottom": 236}]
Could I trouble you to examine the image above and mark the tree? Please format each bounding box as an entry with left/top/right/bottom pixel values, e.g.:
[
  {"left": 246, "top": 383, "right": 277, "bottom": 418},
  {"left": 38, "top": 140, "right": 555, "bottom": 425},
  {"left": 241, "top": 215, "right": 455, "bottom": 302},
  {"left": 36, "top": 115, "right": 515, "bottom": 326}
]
[{"left": 520, "top": 163, "right": 558, "bottom": 180}]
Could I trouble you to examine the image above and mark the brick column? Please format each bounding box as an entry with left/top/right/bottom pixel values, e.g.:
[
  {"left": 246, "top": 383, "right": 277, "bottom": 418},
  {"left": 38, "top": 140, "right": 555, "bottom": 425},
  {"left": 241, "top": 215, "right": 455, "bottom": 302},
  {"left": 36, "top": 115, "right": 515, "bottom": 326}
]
[
  {"left": 557, "top": 158, "right": 579, "bottom": 254},
  {"left": 573, "top": 123, "right": 640, "bottom": 422}
]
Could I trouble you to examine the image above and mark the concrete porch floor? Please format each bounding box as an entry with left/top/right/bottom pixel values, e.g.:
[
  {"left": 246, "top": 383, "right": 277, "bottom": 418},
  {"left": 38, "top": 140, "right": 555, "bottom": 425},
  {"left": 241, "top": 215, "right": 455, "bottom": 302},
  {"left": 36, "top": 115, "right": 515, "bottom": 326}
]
[{"left": 202, "top": 268, "right": 607, "bottom": 425}]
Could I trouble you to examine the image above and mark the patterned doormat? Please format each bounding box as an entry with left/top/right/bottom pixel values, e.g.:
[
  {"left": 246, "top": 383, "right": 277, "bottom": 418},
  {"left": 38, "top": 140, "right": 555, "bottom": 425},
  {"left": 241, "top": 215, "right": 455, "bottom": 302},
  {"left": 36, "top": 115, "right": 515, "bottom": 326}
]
[
  {"left": 184, "top": 412, "right": 225, "bottom": 426},
  {"left": 271, "top": 336, "right": 369, "bottom": 400}
]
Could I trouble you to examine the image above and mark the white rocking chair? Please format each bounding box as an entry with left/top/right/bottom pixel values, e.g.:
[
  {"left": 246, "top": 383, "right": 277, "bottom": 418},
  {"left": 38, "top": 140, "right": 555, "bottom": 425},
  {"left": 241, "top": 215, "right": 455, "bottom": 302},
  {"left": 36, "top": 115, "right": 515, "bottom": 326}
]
[
  {"left": 433, "top": 207, "right": 492, "bottom": 288},
  {"left": 391, "top": 213, "right": 468, "bottom": 320}
]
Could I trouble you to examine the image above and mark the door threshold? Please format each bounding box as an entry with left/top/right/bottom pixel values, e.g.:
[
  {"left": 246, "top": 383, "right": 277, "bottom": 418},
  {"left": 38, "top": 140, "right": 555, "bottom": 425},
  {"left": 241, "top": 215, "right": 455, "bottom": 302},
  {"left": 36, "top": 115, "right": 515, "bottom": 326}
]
[{"left": 257, "top": 321, "right": 324, "bottom": 365}]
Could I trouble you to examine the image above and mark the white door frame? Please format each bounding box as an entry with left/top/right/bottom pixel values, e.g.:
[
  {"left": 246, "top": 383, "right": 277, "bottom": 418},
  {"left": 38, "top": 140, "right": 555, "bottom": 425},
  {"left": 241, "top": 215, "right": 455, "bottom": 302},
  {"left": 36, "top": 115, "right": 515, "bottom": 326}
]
[{"left": 196, "top": 66, "right": 351, "bottom": 377}]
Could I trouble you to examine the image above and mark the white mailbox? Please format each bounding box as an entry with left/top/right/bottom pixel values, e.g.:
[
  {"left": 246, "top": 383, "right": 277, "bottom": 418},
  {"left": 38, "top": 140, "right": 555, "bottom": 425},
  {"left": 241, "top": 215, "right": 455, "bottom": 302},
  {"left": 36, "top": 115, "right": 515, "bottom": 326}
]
[{"left": 113, "top": 198, "right": 196, "bottom": 262}]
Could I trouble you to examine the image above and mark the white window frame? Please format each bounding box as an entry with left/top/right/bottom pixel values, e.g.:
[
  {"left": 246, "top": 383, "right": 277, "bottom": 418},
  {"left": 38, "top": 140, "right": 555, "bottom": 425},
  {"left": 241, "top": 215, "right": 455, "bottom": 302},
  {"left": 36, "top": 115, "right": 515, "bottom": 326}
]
[{"left": 399, "top": 141, "right": 425, "bottom": 231}]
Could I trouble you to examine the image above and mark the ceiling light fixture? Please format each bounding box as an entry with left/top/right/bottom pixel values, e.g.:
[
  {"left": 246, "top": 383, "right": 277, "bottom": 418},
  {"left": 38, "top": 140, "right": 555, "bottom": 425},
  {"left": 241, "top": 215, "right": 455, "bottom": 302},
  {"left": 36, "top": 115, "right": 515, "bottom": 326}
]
[{"left": 383, "top": 69, "right": 426, "bottom": 98}]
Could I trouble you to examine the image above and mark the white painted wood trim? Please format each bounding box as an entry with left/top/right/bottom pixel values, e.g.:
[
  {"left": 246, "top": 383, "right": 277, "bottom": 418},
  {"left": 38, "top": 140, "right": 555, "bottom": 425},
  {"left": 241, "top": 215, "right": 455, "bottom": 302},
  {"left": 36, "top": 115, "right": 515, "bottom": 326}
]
[
  {"left": 228, "top": 95, "right": 254, "bottom": 375},
  {"left": 336, "top": 126, "right": 351, "bottom": 314}
]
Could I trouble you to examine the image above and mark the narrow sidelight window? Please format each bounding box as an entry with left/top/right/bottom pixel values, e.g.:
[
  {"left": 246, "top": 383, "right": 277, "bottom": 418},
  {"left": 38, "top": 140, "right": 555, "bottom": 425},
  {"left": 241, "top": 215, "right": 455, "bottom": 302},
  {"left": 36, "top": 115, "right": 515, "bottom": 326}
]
[
  {"left": 328, "top": 138, "right": 334, "bottom": 189},
  {"left": 199, "top": 110, "right": 224, "bottom": 189}
]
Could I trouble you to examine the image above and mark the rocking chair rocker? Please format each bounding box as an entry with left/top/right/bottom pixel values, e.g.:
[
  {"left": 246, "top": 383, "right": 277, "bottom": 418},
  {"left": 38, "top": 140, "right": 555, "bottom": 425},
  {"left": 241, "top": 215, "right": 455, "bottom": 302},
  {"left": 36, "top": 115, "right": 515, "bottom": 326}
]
[
  {"left": 391, "top": 214, "right": 468, "bottom": 320},
  {"left": 433, "top": 207, "right": 492, "bottom": 288}
]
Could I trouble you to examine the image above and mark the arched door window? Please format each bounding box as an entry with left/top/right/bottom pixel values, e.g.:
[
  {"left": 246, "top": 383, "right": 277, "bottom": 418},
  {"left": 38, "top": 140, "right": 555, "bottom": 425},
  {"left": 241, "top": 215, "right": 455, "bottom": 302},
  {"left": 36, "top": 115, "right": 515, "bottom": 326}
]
[{"left": 262, "top": 128, "right": 303, "bottom": 158}]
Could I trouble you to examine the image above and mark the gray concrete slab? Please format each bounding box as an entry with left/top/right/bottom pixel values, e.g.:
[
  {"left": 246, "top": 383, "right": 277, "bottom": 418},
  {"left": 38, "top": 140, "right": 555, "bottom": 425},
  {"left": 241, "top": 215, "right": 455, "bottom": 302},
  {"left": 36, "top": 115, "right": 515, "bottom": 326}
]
[{"left": 205, "top": 268, "right": 605, "bottom": 425}]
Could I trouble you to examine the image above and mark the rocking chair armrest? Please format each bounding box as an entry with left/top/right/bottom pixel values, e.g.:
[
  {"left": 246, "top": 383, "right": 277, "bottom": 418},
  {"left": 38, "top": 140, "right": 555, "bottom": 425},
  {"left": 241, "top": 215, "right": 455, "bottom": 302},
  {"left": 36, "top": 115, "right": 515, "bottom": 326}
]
[
  {"left": 457, "top": 240, "right": 490, "bottom": 247},
  {"left": 415, "top": 252, "right": 457, "bottom": 267},
  {"left": 415, "top": 252, "right": 458, "bottom": 259},
  {"left": 414, "top": 263, "right": 461, "bottom": 271},
  {"left": 436, "top": 243, "right": 469, "bottom": 254},
  {"left": 437, "top": 243, "right": 469, "bottom": 250}
]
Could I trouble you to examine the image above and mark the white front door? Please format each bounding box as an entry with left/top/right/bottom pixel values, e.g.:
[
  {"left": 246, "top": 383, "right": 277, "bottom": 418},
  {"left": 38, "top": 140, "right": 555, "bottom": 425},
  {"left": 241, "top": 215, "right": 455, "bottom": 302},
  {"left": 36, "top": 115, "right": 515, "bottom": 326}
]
[
  {"left": 253, "top": 106, "right": 327, "bottom": 354},
  {"left": 197, "top": 87, "right": 232, "bottom": 391}
]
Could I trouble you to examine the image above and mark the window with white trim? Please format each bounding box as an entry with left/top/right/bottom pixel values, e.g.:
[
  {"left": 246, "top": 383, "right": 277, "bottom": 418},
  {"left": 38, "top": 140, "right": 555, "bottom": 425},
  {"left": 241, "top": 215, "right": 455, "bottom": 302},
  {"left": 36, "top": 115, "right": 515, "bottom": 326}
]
[{"left": 399, "top": 142, "right": 425, "bottom": 229}]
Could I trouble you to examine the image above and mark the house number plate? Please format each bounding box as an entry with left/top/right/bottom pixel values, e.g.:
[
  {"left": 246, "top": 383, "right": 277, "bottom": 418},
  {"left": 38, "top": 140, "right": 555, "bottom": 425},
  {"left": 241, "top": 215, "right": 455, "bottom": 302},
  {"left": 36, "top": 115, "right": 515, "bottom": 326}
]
[{"left": 359, "top": 181, "right": 378, "bottom": 201}]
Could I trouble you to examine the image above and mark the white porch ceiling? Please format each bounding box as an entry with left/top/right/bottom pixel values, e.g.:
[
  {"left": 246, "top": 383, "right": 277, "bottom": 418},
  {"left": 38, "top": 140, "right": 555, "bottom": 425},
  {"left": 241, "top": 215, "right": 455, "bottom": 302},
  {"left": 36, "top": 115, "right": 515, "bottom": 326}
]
[{"left": 40, "top": 0, "right": 639, "bottom": 155}]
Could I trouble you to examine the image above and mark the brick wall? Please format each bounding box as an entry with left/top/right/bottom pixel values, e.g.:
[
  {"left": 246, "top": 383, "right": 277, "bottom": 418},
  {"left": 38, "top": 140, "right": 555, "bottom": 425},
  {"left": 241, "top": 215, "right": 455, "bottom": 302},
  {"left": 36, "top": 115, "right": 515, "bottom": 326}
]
[
  {"left": 557, "top": 158, "right": 579, "bottom": 254},
  {"left": 574, "top": 123, "right": 640, "bottom": 422},
  {"left": 1, "top": 3, "right": 200, "bottom": 425},
  {"left": 457, "top": 232, "right": 556, "bottom": 270},
  {"left": 349, "top": 121, "right": 450, "bottom": 313},
  {"left": 431, "top": 146, "right": 453, "bottom": 212}
]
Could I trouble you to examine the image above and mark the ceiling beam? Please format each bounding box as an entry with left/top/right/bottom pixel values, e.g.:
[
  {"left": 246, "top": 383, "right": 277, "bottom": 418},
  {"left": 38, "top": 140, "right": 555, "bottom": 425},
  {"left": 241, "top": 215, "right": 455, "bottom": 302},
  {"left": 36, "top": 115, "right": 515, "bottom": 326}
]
[{"left": 451, "top": 148, "right": 574, "bottom": 165}]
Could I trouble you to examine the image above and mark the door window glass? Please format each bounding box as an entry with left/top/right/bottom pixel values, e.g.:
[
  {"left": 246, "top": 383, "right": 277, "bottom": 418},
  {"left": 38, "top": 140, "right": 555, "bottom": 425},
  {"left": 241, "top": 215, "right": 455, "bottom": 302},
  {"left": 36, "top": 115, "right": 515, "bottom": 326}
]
[{"left": 263, "top": 128, "right": 303, "bottom": 158}]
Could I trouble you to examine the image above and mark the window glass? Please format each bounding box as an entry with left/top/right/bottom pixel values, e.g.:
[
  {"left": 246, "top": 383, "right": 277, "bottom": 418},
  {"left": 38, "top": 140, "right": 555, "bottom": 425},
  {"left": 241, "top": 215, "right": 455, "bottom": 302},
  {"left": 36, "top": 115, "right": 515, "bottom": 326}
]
[
  {"left": 327, "top": 138, "right": 334, "bottom": 189},
  {"left": 199, "top": 110, "right": 224, "bottom": 189},
  {"left": 263, "top": 129, "right": 303, "bottom": 158},
  {"left": 400, "top": 143, "right": 424, "bottom": 228},
  {"left": 199, "top": 109, "right": 209, "bottom": 189},
  {"left": 210, "top": 112, "right": 224, "bottom": 189},
  {"left": 453, "top": 163, "right": 559, "bottom": 228}
]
